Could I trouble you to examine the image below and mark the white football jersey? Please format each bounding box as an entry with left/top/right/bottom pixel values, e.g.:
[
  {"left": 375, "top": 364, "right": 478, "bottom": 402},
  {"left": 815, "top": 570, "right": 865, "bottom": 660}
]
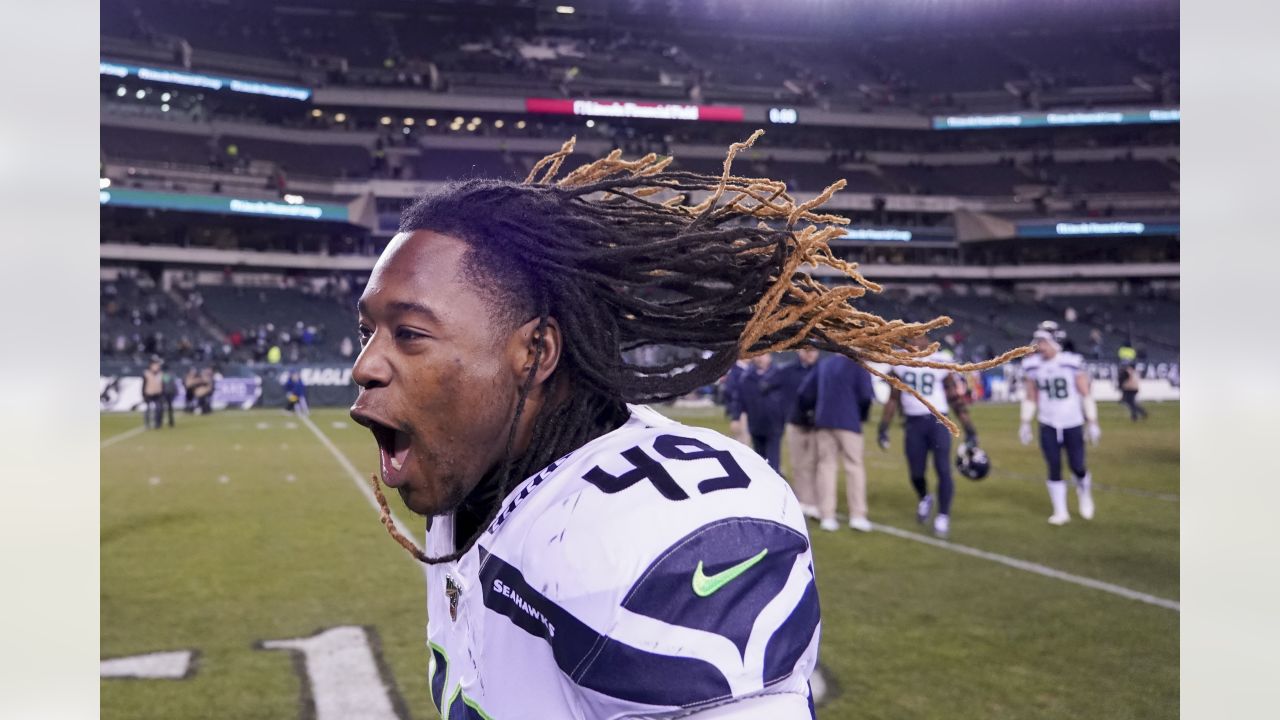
[
  {"left": 423, "top": 404, "right": 820, "bottom": 720},
  {"left": 1022, "top": 351, "right": 1086, "bottom": 429},
  {"left": 892, "top": 354, "right": 952, "bottom": 417}
]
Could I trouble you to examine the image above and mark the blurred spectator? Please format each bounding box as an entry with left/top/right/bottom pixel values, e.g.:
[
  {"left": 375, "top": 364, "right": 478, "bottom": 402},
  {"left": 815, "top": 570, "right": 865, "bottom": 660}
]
[
  {"left": 142, "top": 357, "right": 164, "bottom": 430},
  {"left": 777, "top": 348, "right": 821, "bottom": 519},
  {"left": 738, "top": 353, "right": 786, "bottom": 472},
  {"left": 721, "top": 359, "right": 753, "bottom": 447},
  {"left": 284, "top": 371, "right": 310, "bottom": 416},
  {"left": 797, "top": 354, "right": 875, "bottom": 532},
  {"left": 1119, "top": 362, "right": 1148, "bottom": 421}
]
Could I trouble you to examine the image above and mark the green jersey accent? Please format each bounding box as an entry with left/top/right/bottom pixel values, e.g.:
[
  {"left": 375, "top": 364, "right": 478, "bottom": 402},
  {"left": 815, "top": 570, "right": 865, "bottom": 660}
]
[{"left": 692, "top": 549, "right": 769, "bottom": 597}]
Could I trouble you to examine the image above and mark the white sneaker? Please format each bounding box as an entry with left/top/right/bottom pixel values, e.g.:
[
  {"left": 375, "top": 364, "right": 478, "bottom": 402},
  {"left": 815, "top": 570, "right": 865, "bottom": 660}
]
[
  {"left": 932, "top": 514, "right": 950, "bottom": 538},
  {"left": 801, "top": 504, "right": 821, "bottom": 520},
  {"left": 819, "top": 518, "right": 839, "bottom": 532},
  {"left": 848, "top": 516, "right": 872, "bottom": 532},
  {"left": 1048, "top": 512, "right": 1071, "bottom": 526},
  {"left": 916, "top": 495, "right": 934, "bottom": 525},
  {"left": 1076, "top": 474, "right": 1095, "bottom": 520}
]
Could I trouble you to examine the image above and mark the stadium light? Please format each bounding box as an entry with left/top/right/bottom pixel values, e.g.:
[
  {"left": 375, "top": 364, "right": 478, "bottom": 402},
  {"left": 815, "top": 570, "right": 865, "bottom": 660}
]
[
  {"left": 402, "top": 127, "right": 411, "bottom": 135},
  {"left": 161, "top": 92, "right": 172, "bottom": 102},
  {"left": 380, "top": 116, "right": 392, "bottom": 125},
  {"left": 100, "top": 177, "right": 112, "bottom": 189},
  {"left": 516, "top": 120, "right": 527, "bottom": 129},
  {"left": 161, "top": 103, "right": 170, "bottom": 112},
  {"left": 493, "top": 119, "right": 504, "bottom": 128},
  {"left": 471, "top": 117, "right": 481, "bottom": 124},
  {"left": 116, "top": 86, "right": 126, "bottom": 97},
  {"left": 585, "top": 119, "right": 595, "bottom": 128},
  {"left": 135, "top": 89, "right": 146, "bottom": 99},
  {"left": 426, "top": 118, "right": 438, "bottom": 127},
  {"left": 334, "top": 112, "right": 347, "bottom": 123},
  {"left": 311, "top": 108, "right": 323, "bottom": 117},
  {"left": 283, "top": 194, "right": 305, "bottom": 205},
  {"left": 403, "top": 117, "right": 415, "bottom": 126},
  {"left": 454, "top": 116, "right": 465, "bottom": 124},
  {"left": 556, "top": 5, "right": 575, "bottom": 14}
]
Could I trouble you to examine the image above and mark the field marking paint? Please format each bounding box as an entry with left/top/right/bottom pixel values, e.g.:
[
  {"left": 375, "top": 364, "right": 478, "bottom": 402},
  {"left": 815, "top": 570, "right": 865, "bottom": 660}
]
[
  {"left": 101, "top": 425, "right": 146, "bottom": 448},
  {"left": 868, "top": 520, "right": 1179, "bottom": 611},
  {"left": 300, "top": 415, "right": 426, "bottom": 578},
  {"left": 101, "top": 650, "right": 194, "bottom": 679},
  {"left": 260, "top": 627, "right": 407, "bottom": 720}
]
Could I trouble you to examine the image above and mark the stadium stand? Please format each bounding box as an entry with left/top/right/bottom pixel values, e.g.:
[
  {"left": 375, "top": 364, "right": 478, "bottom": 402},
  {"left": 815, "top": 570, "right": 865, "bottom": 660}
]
[
  {"left": 101, "top": 0, "right": 1177, "bottom": 111},
  {"left": 98, "top": 0, "right": 1178, "bottom": 371},
  {"left": 101, "top": 276, "right": 222, "bottom": 362}
]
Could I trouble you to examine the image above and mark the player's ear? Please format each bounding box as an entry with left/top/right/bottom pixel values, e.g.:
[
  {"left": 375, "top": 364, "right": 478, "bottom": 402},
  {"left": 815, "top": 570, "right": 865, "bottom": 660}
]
[{"left": 510, "top": 316, "right": 562, "bottom": 387}]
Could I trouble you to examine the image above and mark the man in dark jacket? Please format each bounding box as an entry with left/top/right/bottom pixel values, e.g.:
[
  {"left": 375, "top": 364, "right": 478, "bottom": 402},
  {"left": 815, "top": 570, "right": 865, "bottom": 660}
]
[
  {"left": 797, "top": 353, "right": 875, "bottom": 532},
  {"left": 773, "top": 348, "right": 821, "bottom": 519},
  {"left": 735, "top": 353, "right": 786, "bottom": 471},
  {"left": 720, "top": 358, "right": 753, "bottom": 446}
]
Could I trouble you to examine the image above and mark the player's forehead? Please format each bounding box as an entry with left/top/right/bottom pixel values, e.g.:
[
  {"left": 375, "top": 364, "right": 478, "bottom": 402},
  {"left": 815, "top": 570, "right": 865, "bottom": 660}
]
[{"left": 359, "top": 231, "right": 480, "bottom": 319}]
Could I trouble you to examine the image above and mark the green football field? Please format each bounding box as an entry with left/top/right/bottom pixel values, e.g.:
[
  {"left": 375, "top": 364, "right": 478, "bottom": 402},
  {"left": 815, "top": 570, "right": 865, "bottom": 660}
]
[{"left": 101, "top": 400, "right": 1178, "bottom": 719}]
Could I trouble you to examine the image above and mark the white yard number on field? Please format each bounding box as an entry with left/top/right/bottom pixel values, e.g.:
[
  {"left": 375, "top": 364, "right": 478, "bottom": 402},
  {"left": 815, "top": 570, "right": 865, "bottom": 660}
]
[{"left": 260, "top": 626, "right": 402, "bottom": 720}]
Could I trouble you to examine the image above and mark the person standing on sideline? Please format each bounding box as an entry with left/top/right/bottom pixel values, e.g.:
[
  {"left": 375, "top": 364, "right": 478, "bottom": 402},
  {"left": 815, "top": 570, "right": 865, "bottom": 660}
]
[
  {"left": 775, "top": 348, "right": 821, "bottom": 519},
  {"left": 183, "top": 367, "right": 201, "bottom": 414},
  {"left": 161, "top": 364, "right": 179, "bottom": 428},
  {"left": 737, "top": 353, "right": 786, "bottom": 471},
  {"left": 797, "top": 353, "right": 875, "bottom": 532},
  {"left": 141, "top": 357, "right": 164, "bottom": 430},
  {"left": 721, "top": 358, "right": 753, "bottom": 446},
  {"left": 1119, "top": 362, "right": 1147, "bottom": 421},
  {"left": 284, "top": 370, "right": 310, "bottom": 416}
]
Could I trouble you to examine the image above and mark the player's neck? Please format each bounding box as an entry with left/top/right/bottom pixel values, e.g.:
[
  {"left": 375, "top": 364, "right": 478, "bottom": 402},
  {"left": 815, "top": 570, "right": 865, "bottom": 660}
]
[{"left": 451, "top": 393, "right": 629, "bottom": 550}]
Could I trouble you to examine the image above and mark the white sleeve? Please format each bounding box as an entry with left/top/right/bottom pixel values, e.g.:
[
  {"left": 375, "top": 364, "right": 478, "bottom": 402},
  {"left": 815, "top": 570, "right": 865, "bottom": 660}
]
[{"left": 677, "top": 692, "right": 812, "bottom": 719}]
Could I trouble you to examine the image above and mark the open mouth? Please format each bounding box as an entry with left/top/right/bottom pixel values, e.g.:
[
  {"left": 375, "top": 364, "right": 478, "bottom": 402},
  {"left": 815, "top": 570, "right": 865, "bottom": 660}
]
[{"left": 362, "top": 417, "right": 413, "bottom": 488}]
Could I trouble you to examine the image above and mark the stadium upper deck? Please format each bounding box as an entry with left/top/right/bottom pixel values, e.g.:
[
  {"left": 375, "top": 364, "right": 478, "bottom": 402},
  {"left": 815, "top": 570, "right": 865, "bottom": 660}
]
[{"left": 101, "top": 0, "right": 1177, "bottom": 115}]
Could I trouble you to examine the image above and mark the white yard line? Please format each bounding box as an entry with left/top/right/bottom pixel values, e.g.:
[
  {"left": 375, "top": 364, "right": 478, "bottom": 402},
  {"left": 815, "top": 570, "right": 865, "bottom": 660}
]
[
  {"left": 300, "top": 415, "right": 427, "bottom": 579},
  {"left": 100, "top": 425, "right": 146, "bottom": 448},
  {"left": 868, "top": 520, "right": 1180, "bottom": 611}
]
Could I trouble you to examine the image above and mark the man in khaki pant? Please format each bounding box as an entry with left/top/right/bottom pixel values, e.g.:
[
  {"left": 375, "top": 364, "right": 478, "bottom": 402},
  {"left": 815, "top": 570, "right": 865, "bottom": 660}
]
[{"left": 797, "top": 353, "right": 875, "bottom": 532}]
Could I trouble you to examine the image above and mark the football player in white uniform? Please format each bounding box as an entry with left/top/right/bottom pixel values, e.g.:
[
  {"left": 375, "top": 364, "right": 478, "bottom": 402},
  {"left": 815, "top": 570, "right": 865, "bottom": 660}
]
[
  {"left": 1019, "top": 327, "right": 1101, "bottom": 525},
  {"left": 347, "top": 134, "right": 1029, "bottom": 719},
  {"left": 876, "top": 338, "right": 979, "bottom": 539}
]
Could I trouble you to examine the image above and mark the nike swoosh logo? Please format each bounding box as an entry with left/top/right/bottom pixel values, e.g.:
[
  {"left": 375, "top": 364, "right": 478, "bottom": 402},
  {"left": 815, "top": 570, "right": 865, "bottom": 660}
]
[{"left": 692, "top": 549, "right": 769, "bottom": 597}]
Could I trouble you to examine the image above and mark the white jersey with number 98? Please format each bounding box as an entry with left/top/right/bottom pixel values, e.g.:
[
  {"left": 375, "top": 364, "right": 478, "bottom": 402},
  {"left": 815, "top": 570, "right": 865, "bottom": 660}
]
[{"left": 893, "top": 353, "right": 952, "bottom": 417}]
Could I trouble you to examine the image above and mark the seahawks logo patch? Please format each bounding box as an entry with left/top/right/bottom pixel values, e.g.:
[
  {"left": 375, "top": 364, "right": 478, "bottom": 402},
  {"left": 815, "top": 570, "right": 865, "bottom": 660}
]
[{"left": 445, "top": 575, "right": 461, "bottom": 622}]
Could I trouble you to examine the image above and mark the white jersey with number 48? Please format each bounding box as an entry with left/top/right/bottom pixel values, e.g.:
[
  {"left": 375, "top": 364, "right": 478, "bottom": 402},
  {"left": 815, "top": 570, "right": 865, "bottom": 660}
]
[
  {"left": 1022, "top": 352, "right": 1085, "bottom": 429},
  {"left": 422, "top": 404, "right": 820, "bottom": 720}
]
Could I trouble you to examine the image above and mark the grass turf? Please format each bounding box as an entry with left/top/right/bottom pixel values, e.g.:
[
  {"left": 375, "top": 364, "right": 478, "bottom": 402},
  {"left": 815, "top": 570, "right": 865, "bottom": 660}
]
[{"left": 101, "top": 400, "right": 1178, "bottom": 719}]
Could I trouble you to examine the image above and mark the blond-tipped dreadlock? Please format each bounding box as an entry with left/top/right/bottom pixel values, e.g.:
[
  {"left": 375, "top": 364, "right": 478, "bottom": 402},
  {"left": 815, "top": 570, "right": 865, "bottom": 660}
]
[{"left": 374, "top": 130, "right": 1031, "bottom": 564}]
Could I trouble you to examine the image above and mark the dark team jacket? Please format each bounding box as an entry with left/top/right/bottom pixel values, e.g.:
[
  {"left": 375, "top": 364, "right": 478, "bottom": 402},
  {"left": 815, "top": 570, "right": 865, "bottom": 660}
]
[
  {"left": 738, "top": 366, "right": 788, "bottom": 437},
  {"left": 796, "top": 354, "right": 874, "bottom": 434},
  {"left": 772, "top": 360, "right": 817, "bottom": 427}
]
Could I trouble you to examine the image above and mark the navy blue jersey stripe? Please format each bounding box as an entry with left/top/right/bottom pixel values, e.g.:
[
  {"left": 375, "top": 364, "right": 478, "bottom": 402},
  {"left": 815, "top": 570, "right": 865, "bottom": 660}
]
[
  {"left": 621, "top": 517, "right": 810, "bottom": 658},
  {"left": 478, "top": 547, "right": 733, "bottom": 708},
  {"left": 764, "top": 578, "right": 820, "bottom": 686}
]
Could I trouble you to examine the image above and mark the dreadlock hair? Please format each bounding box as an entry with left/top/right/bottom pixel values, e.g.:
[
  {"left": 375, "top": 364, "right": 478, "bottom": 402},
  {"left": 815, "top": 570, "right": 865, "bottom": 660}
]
[{"left": 372, "top": 129, "right": 1032, "bottom": 564}]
